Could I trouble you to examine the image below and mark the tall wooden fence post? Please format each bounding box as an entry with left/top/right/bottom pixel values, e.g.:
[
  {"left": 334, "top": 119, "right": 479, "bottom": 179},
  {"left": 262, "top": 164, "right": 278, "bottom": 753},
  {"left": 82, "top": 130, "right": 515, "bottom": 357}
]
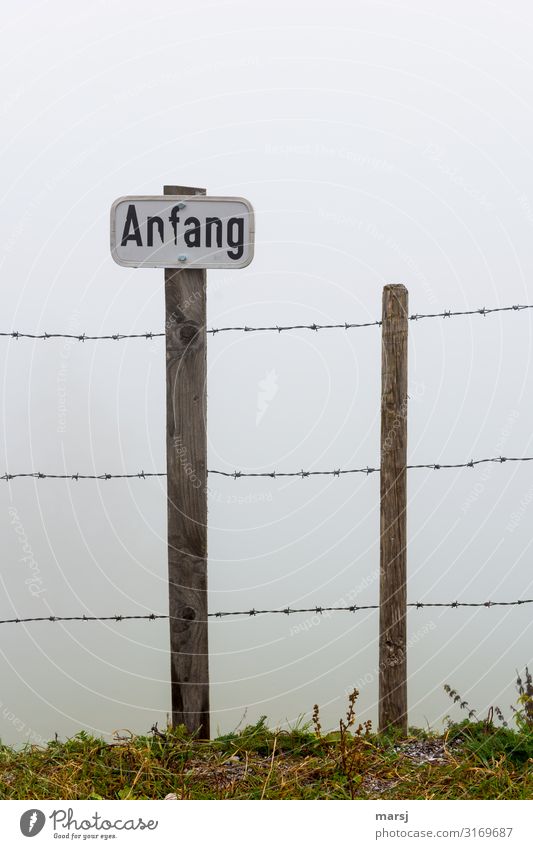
[
  {"left": 164, "top": 184, "right": 210, "bottom": 738},
  {"left": 379, "top": 283, "right": 409, "bottom": 734}
]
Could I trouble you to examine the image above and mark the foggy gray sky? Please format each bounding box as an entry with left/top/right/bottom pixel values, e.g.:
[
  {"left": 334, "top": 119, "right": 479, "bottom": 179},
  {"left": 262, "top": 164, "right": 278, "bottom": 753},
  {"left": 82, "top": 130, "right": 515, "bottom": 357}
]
[{"left": 2, "top": 0, "right": 533, "bottom": 746}]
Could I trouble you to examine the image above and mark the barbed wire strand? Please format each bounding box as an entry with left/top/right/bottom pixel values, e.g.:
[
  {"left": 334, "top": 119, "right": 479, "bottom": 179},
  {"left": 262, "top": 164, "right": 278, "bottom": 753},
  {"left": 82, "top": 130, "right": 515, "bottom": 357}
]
[
  {"left": 0, "top": 599, "right": 532, "bottom": 625},
  {"left": 209, "top": 456, "right": 533, "bottom": 478},
  {"left": 2, "top": 456, "right": 532, "bottom": 482},
  {"left": 0, "top": 332, "right": 165, "bottom": 341},
  {"left": 1, "top": 303, "right": 533, "bottom": 341},
  {"left": 209, "top": 320, "right": 383, "bottom": 334},
  {"left": 209, "top": 304, "right": 533, "bottom": 334},
  {"left": 0, "top": 472, "right": 166, "bottom": 481}
]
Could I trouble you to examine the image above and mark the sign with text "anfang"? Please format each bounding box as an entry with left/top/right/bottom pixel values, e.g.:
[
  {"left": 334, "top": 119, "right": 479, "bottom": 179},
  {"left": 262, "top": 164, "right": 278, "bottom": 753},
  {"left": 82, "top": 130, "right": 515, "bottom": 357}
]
[{"left": 110, "top": 196, "right": 254, "bottom": 268}]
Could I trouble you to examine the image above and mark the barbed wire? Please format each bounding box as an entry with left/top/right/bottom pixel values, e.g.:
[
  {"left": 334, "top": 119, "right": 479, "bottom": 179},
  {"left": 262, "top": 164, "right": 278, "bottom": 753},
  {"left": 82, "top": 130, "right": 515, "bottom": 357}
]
[
  {"left": 2, "top": 456, "right": 533, "bottom": 482},
  {"left": 210, "top": 466, "right": 380, "bottom": 478},
  {"left": 210, "top": 456, "right": 533, "bottom": 478},
  {"left": 409, "top": 304, "right": 533, "bottom": 322},
  {"left": 1, "top": 302, "right": 532, "bottom": 341},
  {"left": 209, "top": 304, "right": 533, "bottom": 333},
  {"left": 208, "top": 320, "right": 382, "bottom": 333},
  {"left": 1, "top": 598, "right": 532, "bottom": 625},
  {"left": 0, "top": 614, "right": 168, "bottom": 624},
  {"left": 0, "top": 331, "right": 165, "bottom": 341},
  {"left": 212, "top": 599, "right": 533, "bottom": 615},
  {"left": 0, "top": 472, "right": 166, "bottom": 481}
]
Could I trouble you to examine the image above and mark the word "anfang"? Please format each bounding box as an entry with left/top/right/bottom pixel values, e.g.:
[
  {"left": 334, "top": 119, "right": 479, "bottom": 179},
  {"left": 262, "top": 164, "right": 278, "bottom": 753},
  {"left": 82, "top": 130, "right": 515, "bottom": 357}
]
[{"left": 120, "top": 204, "right": 245, "bottom": 260}]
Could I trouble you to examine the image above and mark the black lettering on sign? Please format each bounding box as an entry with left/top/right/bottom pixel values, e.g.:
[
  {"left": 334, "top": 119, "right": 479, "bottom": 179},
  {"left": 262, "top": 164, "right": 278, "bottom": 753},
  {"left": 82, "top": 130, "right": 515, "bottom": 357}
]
[
  {"left": 227, "top": 217, "right": 244, "bottom": 260},
  {"left": 184, "top": 217, "right": 201, "bottom": 247},
  {"left": 121, "top": 205, "right": 143, "bottom": 246},
  {"left": 118, "top": 204, "right": 249, "bottom": 260},
  {"left": 168, "top": 206, "right": 182, "bottom": 245},
  {"left": 205, "top": 217, "right": 222, "bottom": 248},
  {"left": 147, "top": 216, "right": 164, "bottom": 247}
]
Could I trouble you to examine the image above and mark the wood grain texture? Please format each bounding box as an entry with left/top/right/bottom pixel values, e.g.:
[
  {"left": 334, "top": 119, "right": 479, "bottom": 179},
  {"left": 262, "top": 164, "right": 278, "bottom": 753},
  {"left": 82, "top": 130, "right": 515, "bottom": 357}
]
[
  {"left": 378, "top": 284, "right": 409, "bottom": 734},
  {"left": 164, "top": 184, "right": 210, "bottom": 738}
]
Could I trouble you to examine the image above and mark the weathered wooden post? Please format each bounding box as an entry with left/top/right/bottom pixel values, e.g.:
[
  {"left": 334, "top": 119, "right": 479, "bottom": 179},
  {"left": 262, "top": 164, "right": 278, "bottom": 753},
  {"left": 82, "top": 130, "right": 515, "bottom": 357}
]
[
  {"left": 110, "top": 190, "right": 254, "bottom": 737},
  {"left": 164, "top": 184, "right": 210, "bottom": 738},
  {"left": 378, "top": 283, "right": 409, "bottom": 734}
]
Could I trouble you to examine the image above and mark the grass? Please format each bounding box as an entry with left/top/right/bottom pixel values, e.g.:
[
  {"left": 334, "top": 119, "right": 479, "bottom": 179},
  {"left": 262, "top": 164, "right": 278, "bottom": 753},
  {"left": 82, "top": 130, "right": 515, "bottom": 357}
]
[{"left": 1, "top": 689, "right": 533, "bottom": 799}]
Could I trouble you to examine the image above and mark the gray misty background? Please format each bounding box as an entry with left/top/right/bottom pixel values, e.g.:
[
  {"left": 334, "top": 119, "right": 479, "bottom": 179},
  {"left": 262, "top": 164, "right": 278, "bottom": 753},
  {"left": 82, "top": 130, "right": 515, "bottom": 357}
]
[{"left": 1, "top": 0, "right": 533, "bottom": 747}]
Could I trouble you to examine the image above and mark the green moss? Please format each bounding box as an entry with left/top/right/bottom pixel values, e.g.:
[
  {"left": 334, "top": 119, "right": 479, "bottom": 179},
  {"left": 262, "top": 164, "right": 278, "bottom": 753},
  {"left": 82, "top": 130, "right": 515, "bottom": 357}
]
[{"left": 0, "top": 717, "right": 532, "bottom": 800}]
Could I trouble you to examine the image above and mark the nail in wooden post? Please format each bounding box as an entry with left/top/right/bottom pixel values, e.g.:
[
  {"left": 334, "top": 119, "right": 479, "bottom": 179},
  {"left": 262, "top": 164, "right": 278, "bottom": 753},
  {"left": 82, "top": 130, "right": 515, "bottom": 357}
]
[
  {"left": 379, "top": 284, "right": 408, "bottom": 734},
  {"left": 164, "top": 184, "right": 210, "bottom": 738}
]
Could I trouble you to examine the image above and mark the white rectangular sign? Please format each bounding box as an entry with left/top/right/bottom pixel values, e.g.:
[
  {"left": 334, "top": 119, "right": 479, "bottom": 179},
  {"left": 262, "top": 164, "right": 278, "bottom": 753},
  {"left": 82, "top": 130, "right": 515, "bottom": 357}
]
[{"left": 110, "top": 195, "right": 254, "bottom": 269}]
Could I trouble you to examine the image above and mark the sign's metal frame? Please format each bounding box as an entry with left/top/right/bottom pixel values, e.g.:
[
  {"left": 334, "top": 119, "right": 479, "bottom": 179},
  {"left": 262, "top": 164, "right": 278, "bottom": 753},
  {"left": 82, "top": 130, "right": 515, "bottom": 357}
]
[{"left": 110, "top": 195, "right": 255, "bottom": 269}]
